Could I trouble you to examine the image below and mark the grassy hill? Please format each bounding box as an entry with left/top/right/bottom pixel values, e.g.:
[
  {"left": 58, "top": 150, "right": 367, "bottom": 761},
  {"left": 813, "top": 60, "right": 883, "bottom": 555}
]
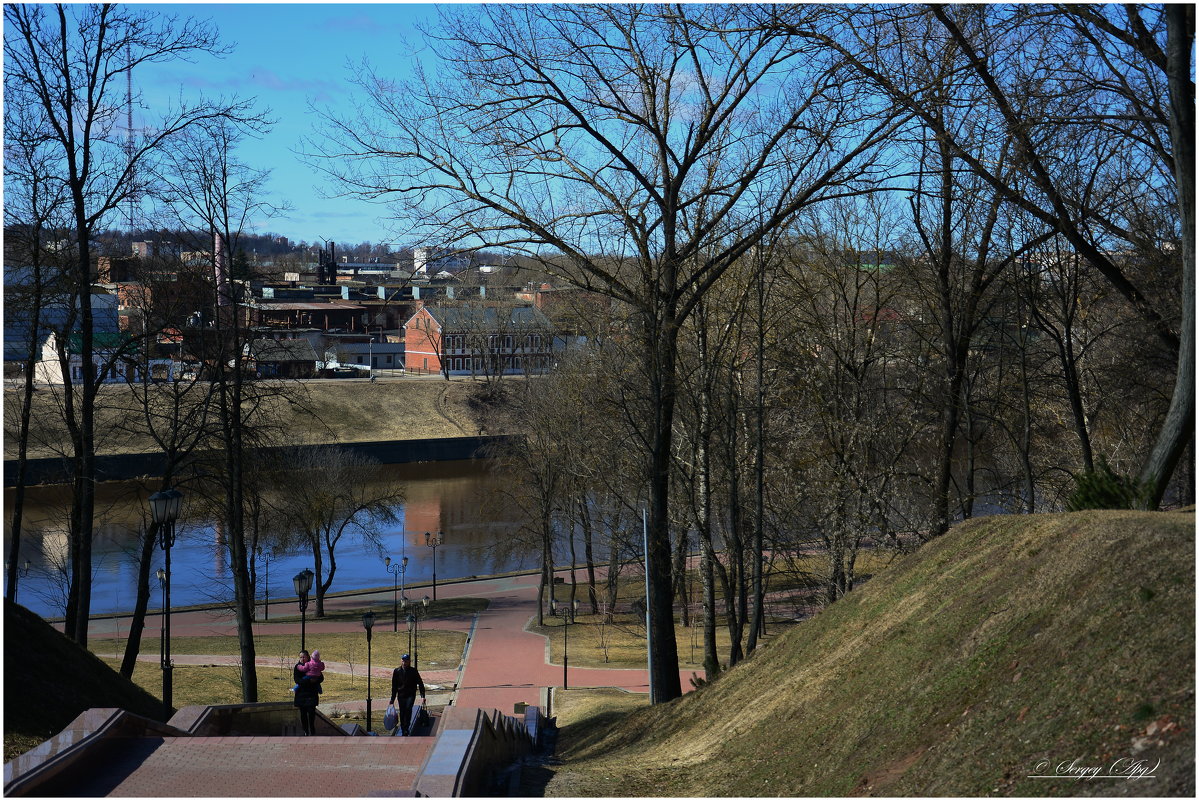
[
  {"left": 5, "top": 376, "right": 493, "bottom": 460},
  {"left": 4, "top": 601, "right": 167, "bottom": 761},
  {"left": 546, "top": 510, "right": 1194, "bottom": 797}
]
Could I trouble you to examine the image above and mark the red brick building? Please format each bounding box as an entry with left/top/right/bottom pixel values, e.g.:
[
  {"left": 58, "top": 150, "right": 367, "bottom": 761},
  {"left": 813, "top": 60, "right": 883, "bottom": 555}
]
[{"left": 403, "top": 305, "right": 553, "bottom": 376}]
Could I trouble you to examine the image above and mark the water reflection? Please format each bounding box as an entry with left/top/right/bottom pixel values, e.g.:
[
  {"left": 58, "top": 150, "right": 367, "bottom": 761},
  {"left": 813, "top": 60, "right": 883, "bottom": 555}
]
[{"left": 4, "top": 460, "right": 537, "bottom": 618}]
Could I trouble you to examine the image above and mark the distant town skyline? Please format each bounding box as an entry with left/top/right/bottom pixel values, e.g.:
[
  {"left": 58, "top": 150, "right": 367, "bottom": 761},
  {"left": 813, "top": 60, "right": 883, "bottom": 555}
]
[{"left": 137, "top": 3, "right": 439, "bottom": 246}]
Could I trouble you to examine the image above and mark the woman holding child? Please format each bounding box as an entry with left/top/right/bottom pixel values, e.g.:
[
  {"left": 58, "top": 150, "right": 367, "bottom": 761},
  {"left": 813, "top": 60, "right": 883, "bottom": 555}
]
[{"left": 292, "top": 649, "right": 323, "bottom": 735}]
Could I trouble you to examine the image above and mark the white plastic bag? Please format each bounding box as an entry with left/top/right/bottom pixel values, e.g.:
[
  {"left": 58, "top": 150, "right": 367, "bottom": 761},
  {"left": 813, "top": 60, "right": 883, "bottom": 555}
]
[{"left": 383, "top": 704, "right": 398, "bottom": 731}]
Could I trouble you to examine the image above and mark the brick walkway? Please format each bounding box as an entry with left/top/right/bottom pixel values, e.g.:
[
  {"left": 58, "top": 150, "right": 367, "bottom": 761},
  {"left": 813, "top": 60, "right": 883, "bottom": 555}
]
[
  {"left": 84, "top": 567, "right": 700, "bottom": 714},
  {"left": 46, "top": 568, "right": 700, "bottom": 795},
  {"left": 97, "top": 737, "right": 433, "bottom": 797}
]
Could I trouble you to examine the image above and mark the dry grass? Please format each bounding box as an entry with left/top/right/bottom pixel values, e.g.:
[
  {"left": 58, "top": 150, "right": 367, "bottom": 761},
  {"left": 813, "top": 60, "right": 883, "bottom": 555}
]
[
  {"left": 532, "top": 613, "right": 743, "bottom": 673},
  {"left": 541, "top": 511, "right": 1195, "bottom": 798},
  {"left": 536, "top": 549, "right": 896, "bottom": 674},
  {"left": 5, "top": 376, "right": 492, "bottom": 459},
  {"left": 97, "top": 659, "right": 399, "bottom": 710},
  {"left": 553, "top": 688, "right": 648, "bottom": 728},
  {"left": 90, "top": 629, "right": 467, "bottom": 677}
]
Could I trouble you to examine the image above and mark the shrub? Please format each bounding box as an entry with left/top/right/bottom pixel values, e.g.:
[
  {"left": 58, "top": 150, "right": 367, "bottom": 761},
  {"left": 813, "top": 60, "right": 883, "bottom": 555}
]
[{"left": 1066, "top": 456, "right": 1146, "bottom": 511}]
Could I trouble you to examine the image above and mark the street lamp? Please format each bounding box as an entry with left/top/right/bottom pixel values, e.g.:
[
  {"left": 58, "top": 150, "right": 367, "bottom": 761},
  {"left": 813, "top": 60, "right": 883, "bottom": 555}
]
[
  {"left": 363, "top": 611, "right": 376, "bottom": 732},
  {"left": 407, "top": 595, "right": 430, "bottom": 669},
  {"left": 425, "top": 531, "right": 443, "bottom": 600},
  {"left": 385, "top": 556, "right": 408, "bottom": 632},
  {"left": 149, "top": 487, "right": 183, "bottom": 716},
  {"left": 257, "top": 546, "right": 273, "bottom": 621},
  {"left": 293, "top": 568, "right": 315, "bottom": 650},
  {"left": 156, "top": 567, "right": 167, "bottom": 703},
  {"left": 549, "top": 598, "right": 579, "bottom": 690}
]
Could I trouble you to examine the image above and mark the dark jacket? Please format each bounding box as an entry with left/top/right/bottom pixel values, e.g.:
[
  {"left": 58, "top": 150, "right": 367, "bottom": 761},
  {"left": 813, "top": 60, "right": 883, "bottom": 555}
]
[
  {"left": 293, "top": 662, "right": 321, "bottom": 708},
  {"left": 390, "top": 665, "right": 426, "bottom": 701}
]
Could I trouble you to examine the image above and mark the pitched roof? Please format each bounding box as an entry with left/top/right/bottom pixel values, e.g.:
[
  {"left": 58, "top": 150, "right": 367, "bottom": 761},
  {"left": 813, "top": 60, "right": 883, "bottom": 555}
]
[
  {"left": 249, "top": 338, "right": 318, "bottom": 362},
  {"left": 419, "top": 305, "right": 551, "bottom": 332},
  {"left": 65, "top": 332, "right": 139, "bottom": 354}
]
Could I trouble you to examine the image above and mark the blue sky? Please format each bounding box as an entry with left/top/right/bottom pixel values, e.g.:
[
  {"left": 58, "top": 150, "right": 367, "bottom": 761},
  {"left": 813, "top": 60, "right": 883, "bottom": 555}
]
[{"left": 138, "top": 3, "right": 443, "bottom": 246}]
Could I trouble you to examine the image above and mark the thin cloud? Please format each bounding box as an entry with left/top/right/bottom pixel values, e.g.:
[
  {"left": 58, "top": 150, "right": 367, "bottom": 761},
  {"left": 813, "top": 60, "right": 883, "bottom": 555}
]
[
  {"left": 150, "top": 67, "right": 342, "bottom": 104},
  {"left": 321, "top": 12, "right": 393, "bottom": 36}
]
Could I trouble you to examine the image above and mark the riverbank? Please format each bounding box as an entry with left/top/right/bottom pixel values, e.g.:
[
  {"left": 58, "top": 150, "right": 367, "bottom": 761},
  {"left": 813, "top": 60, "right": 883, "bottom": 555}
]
[
  {"left": 64, "top": 565, "right": 545, "bottom": 625},
  {"left": 5, "top": 434, "right": 520, "bottom": 486},
  {"left": 4, "top": 375, "right": 505, "bottom": 462}
]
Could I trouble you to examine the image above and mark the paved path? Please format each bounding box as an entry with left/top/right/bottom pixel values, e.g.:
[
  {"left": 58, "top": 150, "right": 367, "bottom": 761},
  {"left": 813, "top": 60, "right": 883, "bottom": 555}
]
[{"left": 83, "top": 567, "right": 701, "bottom": 715}]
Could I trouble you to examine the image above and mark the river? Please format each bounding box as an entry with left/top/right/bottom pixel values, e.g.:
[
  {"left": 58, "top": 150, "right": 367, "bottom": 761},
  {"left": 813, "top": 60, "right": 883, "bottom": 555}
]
[{"left": 4, "top": 460, "right": 539, "bottom": 619}]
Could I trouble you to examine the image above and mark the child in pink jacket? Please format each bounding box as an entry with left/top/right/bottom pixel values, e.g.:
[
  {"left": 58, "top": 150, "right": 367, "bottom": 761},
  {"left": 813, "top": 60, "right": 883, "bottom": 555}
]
[{"left": 290, "top": 649, "right": 326, "bottom": 692}]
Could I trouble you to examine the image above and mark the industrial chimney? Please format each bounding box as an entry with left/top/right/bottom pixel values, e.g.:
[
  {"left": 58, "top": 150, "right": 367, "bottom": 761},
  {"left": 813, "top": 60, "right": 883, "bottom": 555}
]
[{"left": 214, "top": 232, "right": 232, "bottom": 306}]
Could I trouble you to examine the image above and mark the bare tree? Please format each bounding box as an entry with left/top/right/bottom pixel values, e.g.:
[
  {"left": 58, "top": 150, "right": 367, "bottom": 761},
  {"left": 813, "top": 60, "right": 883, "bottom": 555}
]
[
  {"left": 109, "top": 263, "right": 217, "bottom": 678},
  {"left": 788, "top": 3, "right": 1191, "bottom": 507},
  {"left": 311, "top": 3, "right": 900, "bottom": 702},
  {"left": 3, "top": 2, "right": 260, "bottom": 644},
  {"left": 3, "top": 88, "right": 73, "bottom": 604},
  {"left": 275, "top": 446, "right": 402, "bottom": 618}
]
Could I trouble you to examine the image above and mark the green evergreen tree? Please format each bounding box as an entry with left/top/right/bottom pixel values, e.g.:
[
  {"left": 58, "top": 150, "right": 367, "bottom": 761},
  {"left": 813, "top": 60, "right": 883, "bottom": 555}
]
[{"left": 1066, "top": 457, "right": 1148, "bottom": 511}]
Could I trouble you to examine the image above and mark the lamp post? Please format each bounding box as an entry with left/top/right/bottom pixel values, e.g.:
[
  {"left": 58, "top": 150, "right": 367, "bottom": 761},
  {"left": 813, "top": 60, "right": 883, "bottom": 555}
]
[
  {"left": 385, "top": 556, "right": 408, "bottom": 632},
  {"left": 425, "top": 531, "right": 443, "bottom": 600},
  {"left": 149, "top": 488, "right": 183, "bottom": 716},
  {"left": 363, "top": 611, "right": 376, "bottom": 732},
  {"left": 156, "top": 567, "right": 167, "bottom": 698},
  {"left": 257, "top": 546, "right": 273, "bottom": 621},
  {"left": 293, "top": 568, "right": 315, "bottom": 650},
  {"left": 550, "top": 598, "right": 579, "bottom": 690},
  {"left": 408, "top": 595, "right": 430, "bottom": 668}
]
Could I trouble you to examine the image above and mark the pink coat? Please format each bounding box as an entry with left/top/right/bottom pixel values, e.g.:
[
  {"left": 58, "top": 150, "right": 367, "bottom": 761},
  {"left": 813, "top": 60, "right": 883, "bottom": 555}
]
[{"left": 299, "top": 650, "right": 325, "bottom": 678}]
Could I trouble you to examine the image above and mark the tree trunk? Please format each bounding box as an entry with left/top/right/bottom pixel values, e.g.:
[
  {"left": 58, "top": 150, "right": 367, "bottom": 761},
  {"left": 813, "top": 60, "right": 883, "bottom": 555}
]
[
  {"left": 1058, "top": 331, "right": 1095, "bottom": 472},
  {"left": 69, "top": 222, "right": 96, "bottom": 646},
  {"left": 747, "top": 264, "right": 767, "bottom": 653},
  {"left": 1139, "top": 5, "right": 1196, "bottom": 505},
  {"left": 694, "top": 379, "right": 721, "bottom": 678},
  {"left": 121, "top": 519, "right": 160, "bottom": 678},
  {"left": 578, "top": 496, "right": 599, "bottom": 614},
  {"left": 724, "top": 385, "right": 746, "bottom": 667},
  {"left": 673, "top": 530, "right": 690, "bottom": 628},
  {"left": 645, "top": 312, "right": 682, "bottom": 702},
  {"left": 1017, "top": 317, "right": 1037, "bottom": 512},
  {"left": 700, "top": 528, "right": 720, "bottom": 679},
  {"left": 5, "top": 259, "right": 44, "bottom": 603},
  {"left": 218, "top": 328, "right": 259, "bottom": 702}
]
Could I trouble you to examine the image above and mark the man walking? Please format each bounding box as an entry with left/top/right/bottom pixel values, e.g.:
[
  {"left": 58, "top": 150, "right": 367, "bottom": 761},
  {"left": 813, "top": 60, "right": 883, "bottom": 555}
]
[{"left": 389, "top": 653, "right": 426, "bottom": 736}]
